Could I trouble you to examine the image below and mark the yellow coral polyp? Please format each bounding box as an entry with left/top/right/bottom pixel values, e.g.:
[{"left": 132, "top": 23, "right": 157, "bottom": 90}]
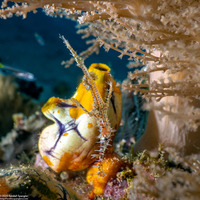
[{"left": 39, "top": 63, "right": 122, "bottom": 174}]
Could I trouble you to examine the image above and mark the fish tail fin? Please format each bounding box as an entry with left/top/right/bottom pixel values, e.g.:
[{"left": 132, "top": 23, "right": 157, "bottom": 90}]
[{"left": 0, "top": 63, "right": 4, "bottom": 68}]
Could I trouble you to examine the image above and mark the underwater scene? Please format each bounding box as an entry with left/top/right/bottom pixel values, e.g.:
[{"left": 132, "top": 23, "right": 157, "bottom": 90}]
[{"left": 0, "top": 0, "right": 200, "bottom": 199}]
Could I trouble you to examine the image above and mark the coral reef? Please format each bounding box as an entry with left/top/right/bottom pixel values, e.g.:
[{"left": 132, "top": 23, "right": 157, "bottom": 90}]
[
  {"left": 0, "top": 111, "right": 46, "bottom": 164},
  {"left": 0, "top": 0, "right": 200, "bottom": 199},
  {"left": 0, "top": 74, "right": 39, "bottom": 136},
  {"left": 1, "top": 148, "right": 200, "bottom": 200},
  {"left": 128, "top": 149, "right": 200, "bottom": 200},
  {"left": 1, "top": 0, "right": 199, "bottom": 155},
  {"left": 104, "top": 178, "right": 128, "bottom": 200}
]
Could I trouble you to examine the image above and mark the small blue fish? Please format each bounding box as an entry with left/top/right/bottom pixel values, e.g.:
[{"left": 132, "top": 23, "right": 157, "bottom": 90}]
[
  {"left": 0, "top": 63, "right": 36, "bottom": 82},
  {"left": 34, "top": 32, "right": 45, "bottom": 46}
]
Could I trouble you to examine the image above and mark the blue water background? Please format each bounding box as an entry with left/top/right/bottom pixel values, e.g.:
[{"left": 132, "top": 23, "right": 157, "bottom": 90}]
[{"left": 0, "top": 9, "right": 130, "bottom": 101}]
